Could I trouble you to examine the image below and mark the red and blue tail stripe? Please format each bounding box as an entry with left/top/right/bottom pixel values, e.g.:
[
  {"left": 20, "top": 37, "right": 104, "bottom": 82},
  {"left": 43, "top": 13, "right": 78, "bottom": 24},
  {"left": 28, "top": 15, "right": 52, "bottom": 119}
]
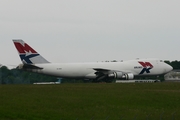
[{"left": 13, "top": 39, "right": 49, "bottom": 64}]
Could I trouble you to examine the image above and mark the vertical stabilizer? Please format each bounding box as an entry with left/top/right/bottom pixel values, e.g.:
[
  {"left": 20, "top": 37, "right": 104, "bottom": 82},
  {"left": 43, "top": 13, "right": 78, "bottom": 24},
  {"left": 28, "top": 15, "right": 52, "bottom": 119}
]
[{"left": 13, "top": 39, "right": 50, "bottom": 64}]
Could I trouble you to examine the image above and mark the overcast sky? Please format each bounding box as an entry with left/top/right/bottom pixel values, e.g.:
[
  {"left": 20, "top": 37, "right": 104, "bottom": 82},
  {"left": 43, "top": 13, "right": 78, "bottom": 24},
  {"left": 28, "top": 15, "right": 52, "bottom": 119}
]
[{"left": 0, "top": 0, "right": 179, "bottom": 67}]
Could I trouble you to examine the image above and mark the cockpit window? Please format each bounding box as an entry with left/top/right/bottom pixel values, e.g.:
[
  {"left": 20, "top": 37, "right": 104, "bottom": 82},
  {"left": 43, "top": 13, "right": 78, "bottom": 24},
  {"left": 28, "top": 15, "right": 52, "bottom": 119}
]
[{"left": 160, "top": 60, "right": 163, "bottom": 62}]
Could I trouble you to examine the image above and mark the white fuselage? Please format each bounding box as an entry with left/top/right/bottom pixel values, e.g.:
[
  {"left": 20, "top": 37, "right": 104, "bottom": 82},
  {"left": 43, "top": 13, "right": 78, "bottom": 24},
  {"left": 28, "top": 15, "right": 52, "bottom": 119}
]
[
  {"left": 28, "top": 59, "right": 172, "bottom": 79},
  {"left": 13, "top": 40, "right": 173, "bottom": 80}
]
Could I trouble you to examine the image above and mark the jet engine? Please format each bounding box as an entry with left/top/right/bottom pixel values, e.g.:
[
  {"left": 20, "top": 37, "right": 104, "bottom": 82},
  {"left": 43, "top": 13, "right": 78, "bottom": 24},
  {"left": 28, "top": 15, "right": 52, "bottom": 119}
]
[{"left": 108, "top": 72, "right": 134, "bottom": 80}]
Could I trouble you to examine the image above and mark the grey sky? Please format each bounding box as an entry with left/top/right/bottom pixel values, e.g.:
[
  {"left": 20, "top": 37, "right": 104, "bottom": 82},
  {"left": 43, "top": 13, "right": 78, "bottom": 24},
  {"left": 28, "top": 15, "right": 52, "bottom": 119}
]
[{"left": 0, "top": 0, "right": 180, "bottom": 67}]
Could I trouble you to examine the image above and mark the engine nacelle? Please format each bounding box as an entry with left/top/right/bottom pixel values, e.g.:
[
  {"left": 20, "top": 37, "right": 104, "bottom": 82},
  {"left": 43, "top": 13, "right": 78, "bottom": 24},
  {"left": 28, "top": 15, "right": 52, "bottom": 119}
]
[
  {"left": 108, "top": 72, "right": 134, "bottom": 80},
  {"left": 122, "top": 73, "right": 134, "bottom": 80}
]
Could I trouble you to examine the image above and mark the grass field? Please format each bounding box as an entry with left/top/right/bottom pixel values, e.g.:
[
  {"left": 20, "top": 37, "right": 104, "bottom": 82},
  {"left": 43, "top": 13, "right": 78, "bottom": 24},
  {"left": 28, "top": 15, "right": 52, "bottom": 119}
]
[{"left": 0, "top": 82, "right": 180, "bottom": 120}]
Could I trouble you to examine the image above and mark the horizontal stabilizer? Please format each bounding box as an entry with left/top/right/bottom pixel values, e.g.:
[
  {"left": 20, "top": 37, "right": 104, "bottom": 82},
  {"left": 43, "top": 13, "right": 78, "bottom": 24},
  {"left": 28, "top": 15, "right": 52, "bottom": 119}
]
[{"left": 17, "top": 64, "right": 43, "bottom": 70}]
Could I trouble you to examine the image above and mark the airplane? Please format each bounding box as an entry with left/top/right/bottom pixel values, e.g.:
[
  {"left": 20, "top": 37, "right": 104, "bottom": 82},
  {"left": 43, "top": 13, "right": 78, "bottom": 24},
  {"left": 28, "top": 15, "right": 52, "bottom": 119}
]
[{"left": 13, "top": 39, "right": 173, "bottom": 82}]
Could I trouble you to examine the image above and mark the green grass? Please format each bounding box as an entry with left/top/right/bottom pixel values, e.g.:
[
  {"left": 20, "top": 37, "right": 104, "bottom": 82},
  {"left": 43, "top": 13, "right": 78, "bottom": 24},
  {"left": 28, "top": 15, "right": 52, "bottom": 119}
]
[{"left": 0, "top": 83, "right": 180, "bottom": 120}]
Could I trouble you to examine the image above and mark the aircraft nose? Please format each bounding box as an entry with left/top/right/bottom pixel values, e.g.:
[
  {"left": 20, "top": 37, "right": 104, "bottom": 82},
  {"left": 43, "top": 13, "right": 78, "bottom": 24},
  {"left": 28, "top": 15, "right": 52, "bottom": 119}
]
[{"left": 165, "top": 64, "right": 173, "bottom": 73}]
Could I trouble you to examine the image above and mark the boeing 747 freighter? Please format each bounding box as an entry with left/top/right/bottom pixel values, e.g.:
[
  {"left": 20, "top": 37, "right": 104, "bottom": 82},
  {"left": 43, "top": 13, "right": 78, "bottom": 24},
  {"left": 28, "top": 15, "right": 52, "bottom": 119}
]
[{"left": 13, "top": 40, "right": 173, "bottom": 82}]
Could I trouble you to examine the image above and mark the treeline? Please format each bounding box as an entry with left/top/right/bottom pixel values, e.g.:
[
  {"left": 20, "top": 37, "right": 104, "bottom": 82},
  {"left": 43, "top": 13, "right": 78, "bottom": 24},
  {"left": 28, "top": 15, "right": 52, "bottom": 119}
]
[
  {"left": 0, "top": 66, "right": 86, "bottom": 84},
  {"left": 0, "top": 66, "right": 56, "bottom": 84},
  {"left": 0, "top": 60, "right": 179, "bottom": 84}
]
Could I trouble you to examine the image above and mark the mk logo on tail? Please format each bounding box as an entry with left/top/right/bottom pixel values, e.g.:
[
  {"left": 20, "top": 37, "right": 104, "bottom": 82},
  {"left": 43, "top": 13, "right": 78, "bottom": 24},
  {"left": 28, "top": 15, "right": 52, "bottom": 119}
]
[
  {"left": 138, "top": 62, "right": 153, "bottom": 74},
  {"left": 14, "top": 41, "right": 39, "bottom": 64},
  {"left": 14, "top": 41, "right": 37, "bottom": 54}
]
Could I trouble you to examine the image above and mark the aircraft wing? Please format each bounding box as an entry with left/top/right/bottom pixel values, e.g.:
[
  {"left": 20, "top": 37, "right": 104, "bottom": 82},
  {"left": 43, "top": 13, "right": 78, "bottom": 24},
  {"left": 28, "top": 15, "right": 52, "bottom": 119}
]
[
  {"left": 93, "top": 68, "right": 128, "bottom": 74},
  {"left": 93, "top": 68, "right": 130, "bottom": 81}
]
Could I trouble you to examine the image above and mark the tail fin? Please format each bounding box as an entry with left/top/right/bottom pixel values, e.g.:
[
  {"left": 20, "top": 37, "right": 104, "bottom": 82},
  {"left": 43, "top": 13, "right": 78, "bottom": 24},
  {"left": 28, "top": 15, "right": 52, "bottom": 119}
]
[{"left": 13, "top": 39, "right": 50, "bottom": 64}]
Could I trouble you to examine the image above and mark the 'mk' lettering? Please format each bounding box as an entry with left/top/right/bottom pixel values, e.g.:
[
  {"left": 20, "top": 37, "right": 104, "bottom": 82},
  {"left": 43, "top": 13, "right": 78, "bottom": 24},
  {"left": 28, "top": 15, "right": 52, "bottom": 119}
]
[{"left": 138, "top": 62, "right": 153, "bottom": 74}]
